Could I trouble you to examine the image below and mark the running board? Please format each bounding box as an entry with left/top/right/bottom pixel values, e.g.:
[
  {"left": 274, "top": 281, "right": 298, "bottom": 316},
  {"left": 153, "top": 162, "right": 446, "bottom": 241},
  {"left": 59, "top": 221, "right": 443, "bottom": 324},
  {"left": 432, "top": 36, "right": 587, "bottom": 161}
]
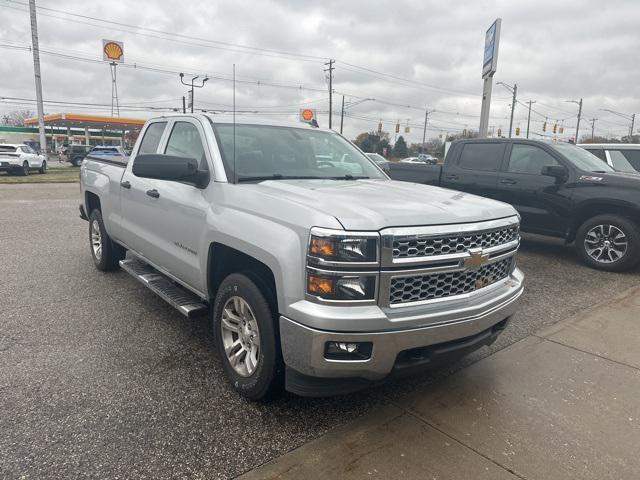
[{"left": 119, "top": 258, "right": 208, "bottom": 318}]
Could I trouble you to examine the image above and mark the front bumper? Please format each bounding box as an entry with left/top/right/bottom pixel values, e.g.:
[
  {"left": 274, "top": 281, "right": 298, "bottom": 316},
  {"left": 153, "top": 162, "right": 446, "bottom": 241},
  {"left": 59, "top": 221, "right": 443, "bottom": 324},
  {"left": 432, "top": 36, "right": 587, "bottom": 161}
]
[{"left": 280, "top": 267, "right": 523, "bottom": 393}]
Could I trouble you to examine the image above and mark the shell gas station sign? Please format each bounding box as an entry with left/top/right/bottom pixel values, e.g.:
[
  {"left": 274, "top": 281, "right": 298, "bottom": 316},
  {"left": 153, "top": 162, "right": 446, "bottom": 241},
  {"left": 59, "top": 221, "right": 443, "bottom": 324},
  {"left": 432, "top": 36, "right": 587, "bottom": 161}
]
[
  {"left": 299, "top": 108, "right": 316, "bottom": 124},
  {"left": 102, "top": 39, "right": 124, "bottom": 63}
]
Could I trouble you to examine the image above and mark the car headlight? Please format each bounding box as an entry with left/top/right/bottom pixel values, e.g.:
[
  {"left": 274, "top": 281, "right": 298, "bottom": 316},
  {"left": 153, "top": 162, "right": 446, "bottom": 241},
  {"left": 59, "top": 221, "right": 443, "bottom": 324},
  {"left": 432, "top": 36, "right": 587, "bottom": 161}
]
[
  {"left": 307, "top": 269, "right": 377, "bottom": 301},
  {"left": 306, "top": 228, "right": 380, "bottom": 303},
  {"left": 308, "top": 227, "right": 379, "bottom": 265}
]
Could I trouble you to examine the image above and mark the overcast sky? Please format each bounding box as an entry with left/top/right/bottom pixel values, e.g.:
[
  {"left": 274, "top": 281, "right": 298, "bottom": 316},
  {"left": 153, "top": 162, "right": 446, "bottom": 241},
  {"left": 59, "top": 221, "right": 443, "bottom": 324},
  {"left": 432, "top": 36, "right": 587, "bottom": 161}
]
[{"left": 1, "top": 0, "right": 638, "bottom": 142}]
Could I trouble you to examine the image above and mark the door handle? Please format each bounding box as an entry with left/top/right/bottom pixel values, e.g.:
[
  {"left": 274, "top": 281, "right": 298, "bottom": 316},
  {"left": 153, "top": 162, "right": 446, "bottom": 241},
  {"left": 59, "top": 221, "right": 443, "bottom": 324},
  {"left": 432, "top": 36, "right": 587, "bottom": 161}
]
[
  {"left": 120, "top": 180, "right": 131, "bottom": 189},
  {"left": 445, "top": 174, "right": 459, "bottom": 180},
  {"left": 146, "top": 189, "right": 160, "bottom": 198},
  {"left": 500, "top": 178, "right": 517, "bottom": 185}
]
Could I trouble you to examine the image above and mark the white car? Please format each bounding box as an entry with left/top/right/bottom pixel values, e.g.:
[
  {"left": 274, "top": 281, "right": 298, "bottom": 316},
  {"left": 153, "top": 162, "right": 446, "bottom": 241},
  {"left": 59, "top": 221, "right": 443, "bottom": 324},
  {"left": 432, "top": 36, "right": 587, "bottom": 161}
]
[
  {"left": 578, "top": 143, "right": 640, "bottom": 174},
  {"left": 0, "top": 144, "right": 47, "bottom": 176}
]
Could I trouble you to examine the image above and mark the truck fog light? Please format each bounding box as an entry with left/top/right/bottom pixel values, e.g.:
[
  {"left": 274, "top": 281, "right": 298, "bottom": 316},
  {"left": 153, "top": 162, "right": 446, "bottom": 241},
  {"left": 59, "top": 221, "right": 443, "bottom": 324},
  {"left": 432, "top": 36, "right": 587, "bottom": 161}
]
[{"left": 325, "top": 341, "right": 373, "bottom": 360}]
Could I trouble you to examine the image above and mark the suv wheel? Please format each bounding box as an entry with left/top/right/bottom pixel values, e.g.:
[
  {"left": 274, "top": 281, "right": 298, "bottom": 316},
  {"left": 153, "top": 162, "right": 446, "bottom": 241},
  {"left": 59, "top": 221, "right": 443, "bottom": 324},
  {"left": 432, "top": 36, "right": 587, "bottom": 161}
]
[
  {"left": 212, "top": 273, "right": 282, "bottom": 400},
  {"left": 39, "top": 160, "right": 47, "bottom": 174},
  {"left": 88, "top": 209, "right": 125, "bottom": 271},
  {"left": 575, "top": 214, "right": 640, "bottom": 271},
  {"left": 21, "top": 161, "right": 29, "bottom": 176}
]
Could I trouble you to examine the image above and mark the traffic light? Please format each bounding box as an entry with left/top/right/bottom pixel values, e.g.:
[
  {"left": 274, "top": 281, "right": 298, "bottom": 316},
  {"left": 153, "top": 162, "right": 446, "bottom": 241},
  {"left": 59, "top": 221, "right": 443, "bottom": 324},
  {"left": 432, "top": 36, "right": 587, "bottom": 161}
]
[
  {"left": 395, "top": 123, "right": 400, "bottom": 134},
  {"left": 553, "top": 123, "right": 557, "bottom": 134},
  {"left": 515, "top": 127, "right": 520, "bottom": 136},
  {"left": 378, "top": 122, "right": 382, "bottom": 134},
  {"left": 542, "top": 121, "right": 547, "bottom": 132},
  {"left": 463, "top": 128, "right": 467, "bottom": 137},
  {"left": 497, "top": 128, "right": 502, "bottom": 137}
]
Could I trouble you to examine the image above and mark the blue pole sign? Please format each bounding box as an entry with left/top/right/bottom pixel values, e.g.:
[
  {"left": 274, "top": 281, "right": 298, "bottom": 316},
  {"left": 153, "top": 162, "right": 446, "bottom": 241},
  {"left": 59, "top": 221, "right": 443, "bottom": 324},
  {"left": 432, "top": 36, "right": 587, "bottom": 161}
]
[{"left": 482, "top": 18, "right": 501, "bottom": 78}]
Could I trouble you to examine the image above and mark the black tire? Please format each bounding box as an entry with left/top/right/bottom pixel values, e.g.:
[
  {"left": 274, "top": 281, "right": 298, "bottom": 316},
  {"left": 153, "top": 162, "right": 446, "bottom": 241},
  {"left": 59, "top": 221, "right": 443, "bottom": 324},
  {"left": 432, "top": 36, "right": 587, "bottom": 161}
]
[
  {"left": 88, "top": 209, "right": 126, "bottom": 271},
  {"left": 575, "top": 214, "right": 640, "bottom": 272},
  {"left": 20, "top": 161, "right": 29, "bottom": 176},
  {"left": 39, "top": 160, "right": 47, "bottom": 174},
  {"left": 212, "top": 273, "right": 283, "bottom": 401},
  {"left": 72, "top": 158, "right": 81, "bottom": 167}
]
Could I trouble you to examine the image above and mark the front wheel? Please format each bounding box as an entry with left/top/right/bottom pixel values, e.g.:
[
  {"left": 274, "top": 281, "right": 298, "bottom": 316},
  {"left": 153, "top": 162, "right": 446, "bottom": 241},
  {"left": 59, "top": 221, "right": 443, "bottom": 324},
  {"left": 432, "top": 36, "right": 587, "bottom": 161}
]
[
  {"left": 88, "top": 209, "right": 125, "bottom": 271},
  {"left": 575, "top": 215, "right": 640, "bottom": 272},
  {"left": 212, "top": 273, "right": 282, "bottom": 401},
  {"left": 39, "top": 160, "right": 47, "bottom": 174}
]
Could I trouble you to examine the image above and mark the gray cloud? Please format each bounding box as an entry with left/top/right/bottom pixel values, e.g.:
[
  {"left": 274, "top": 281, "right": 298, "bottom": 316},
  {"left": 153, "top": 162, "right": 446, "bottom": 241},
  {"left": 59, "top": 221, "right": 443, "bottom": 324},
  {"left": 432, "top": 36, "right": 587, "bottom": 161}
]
[{"left": 1, "top": 0, "right": 638, "bottom": 141}]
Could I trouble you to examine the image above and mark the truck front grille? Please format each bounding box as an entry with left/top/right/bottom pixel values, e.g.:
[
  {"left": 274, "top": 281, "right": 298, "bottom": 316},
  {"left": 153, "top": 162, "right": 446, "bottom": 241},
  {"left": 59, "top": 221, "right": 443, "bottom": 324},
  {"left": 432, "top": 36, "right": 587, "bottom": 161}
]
[
  {"left": 392, "top": 225, "right": 519, "bottom": 259},
  {"left": 389, "top": 257, "right": 512, "bottom": 305}
]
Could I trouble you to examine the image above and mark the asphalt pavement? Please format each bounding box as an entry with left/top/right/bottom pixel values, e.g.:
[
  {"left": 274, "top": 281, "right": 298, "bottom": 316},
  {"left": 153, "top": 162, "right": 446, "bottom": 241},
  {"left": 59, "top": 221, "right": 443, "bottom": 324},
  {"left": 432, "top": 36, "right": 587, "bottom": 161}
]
[{"left": 1, "top": 183, "right": 639, "bottom": 479}]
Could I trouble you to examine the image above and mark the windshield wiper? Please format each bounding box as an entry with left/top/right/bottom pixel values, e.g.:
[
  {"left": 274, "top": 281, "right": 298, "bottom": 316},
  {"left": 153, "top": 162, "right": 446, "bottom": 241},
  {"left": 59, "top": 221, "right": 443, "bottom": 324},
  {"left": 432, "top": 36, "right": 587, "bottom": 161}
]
[
  {"left": 329, "top": 174, "right": 370, "bottom": 180},
  {"left": 237, "top": 174, "right": 325, "bottom": 183}
]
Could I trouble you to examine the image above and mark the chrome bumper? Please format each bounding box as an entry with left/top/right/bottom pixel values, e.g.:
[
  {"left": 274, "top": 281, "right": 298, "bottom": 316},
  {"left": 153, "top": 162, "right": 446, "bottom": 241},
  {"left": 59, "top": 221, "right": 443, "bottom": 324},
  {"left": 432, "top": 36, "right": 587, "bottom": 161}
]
[{"left": 280, "top": 268, "right": 523, "bottom": 380}]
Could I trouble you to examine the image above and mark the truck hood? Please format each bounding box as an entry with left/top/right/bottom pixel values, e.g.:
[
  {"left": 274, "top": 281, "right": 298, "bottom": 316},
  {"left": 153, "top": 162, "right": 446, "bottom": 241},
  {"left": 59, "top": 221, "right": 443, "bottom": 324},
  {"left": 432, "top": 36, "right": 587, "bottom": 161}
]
[{"left": 252, "top": 179, "right": 517, "bottom": 230}]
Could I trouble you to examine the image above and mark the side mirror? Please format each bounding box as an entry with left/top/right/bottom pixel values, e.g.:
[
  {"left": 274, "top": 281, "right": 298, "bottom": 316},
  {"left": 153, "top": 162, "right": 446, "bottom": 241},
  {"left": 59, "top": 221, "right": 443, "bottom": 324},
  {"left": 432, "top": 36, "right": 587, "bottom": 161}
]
[
  {"left": 132, "top": 154, "right": 209, "bottom": 188},
  {"left": 541, "top": 164, "right": 567, "bottom": 179}
]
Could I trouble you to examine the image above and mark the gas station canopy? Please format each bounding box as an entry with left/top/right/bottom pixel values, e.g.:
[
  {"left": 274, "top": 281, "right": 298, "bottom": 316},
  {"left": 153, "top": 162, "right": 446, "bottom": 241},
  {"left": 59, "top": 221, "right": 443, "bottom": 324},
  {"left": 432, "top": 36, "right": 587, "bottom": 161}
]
[{"left": 25, "top": 113, "right": 145, "bottom": 131}]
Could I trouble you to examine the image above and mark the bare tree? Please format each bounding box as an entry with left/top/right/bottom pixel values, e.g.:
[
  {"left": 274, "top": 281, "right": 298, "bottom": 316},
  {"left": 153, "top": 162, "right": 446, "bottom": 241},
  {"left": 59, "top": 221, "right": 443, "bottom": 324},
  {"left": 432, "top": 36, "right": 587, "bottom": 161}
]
[{"left": 1, "top": 109, "right": 36, "bottom": 127}]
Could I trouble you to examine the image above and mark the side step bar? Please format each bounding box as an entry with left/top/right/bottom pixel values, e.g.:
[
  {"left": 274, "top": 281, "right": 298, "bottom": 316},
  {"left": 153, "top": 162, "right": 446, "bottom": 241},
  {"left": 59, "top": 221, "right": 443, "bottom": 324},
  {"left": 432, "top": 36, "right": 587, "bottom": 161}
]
[{"left": 119, "top": 258, "right": 209, "bottom": 318}]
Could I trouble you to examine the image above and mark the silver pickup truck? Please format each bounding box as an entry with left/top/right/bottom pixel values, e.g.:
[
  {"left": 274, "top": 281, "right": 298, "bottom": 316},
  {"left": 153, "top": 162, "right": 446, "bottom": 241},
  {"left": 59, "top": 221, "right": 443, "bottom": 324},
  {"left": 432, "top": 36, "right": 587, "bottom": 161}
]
[{"left": 79, "top": 114, "right": 524, "bottom": 400}]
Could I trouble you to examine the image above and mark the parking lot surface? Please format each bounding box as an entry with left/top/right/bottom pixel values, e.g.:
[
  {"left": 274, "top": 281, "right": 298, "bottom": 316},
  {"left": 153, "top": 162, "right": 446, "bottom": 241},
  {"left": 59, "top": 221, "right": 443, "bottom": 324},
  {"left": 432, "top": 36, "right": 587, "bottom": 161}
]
[{"left": 2, "top": 183, "right": 639, "bottom": 479}]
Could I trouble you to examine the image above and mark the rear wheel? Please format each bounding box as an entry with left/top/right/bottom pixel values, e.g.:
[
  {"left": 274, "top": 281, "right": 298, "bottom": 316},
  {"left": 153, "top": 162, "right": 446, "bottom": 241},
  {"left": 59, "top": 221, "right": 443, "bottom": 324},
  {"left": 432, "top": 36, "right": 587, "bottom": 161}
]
[
  {"left": 20, "top": 161, "right": 29, "bottom": 176},
  {"left": 212, "top": 273, "right": 283, "bottom": 400},
  {"left": 88, "top": 209, "right": 125, "bottom": 271},
  {"left": 39, "top": 160, "right": 47, "bottom": 174},
  {"left": 575, "top": 215, "right": 640, "bottom": 271}
]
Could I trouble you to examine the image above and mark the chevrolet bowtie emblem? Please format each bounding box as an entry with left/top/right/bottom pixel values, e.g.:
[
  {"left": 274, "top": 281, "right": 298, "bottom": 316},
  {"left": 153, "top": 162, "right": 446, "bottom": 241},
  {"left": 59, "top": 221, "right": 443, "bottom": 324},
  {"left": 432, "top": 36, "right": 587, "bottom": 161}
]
[{"left": 464, "top": 248, "right": 490, "bottom": 270}]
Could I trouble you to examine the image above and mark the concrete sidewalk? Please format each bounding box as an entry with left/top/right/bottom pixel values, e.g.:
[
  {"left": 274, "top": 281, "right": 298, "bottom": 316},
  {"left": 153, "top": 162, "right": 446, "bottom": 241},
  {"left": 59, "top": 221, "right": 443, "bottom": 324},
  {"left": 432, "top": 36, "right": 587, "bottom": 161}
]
[{"left": 239, "top": 286, "right": 640, "bottom": 480}]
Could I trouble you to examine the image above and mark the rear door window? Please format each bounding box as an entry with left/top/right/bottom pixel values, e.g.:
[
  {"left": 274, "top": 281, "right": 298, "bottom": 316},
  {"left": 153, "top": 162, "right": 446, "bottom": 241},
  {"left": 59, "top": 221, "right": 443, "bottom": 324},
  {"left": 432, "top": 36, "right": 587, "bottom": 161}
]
[
  {"left": 457, "top": 143, "right": 504, "bottom": 171},
  {"left": 619, "top": 150, "right": 640, "bottom": 171},
  {"left": 608, "top": 150, "right": 638, "bottom": 173},
  {"left": 138, "top": 122, "right": 167, "bottom": 155}
]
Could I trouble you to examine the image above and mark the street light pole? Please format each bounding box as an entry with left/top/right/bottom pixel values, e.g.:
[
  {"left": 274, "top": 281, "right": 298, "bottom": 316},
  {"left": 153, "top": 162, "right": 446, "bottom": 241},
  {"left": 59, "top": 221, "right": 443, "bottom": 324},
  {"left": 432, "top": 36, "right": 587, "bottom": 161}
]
[
  {"left": 567, "top": 98, "right": 583, "bottom": 143},
  {"left": 28, "top": 0, "right": 47, "bottom": 156},
  {"left": 526, "top": 100, "right": 536, "bottom": 139},
  {"left": 497, "top": 82, "right": 517, "bottom": 138},
  {"left": 422, "top": 108, "right": 435, "bottom": 151},
  {"left": 590, "top": 118, "right": 597, "bottom": 140},
  {"left": 340, "top": 95, "right": 345, "bottom": 134},
  {"left": 180, "top": 73, "right": 209, "bottom": 113}
]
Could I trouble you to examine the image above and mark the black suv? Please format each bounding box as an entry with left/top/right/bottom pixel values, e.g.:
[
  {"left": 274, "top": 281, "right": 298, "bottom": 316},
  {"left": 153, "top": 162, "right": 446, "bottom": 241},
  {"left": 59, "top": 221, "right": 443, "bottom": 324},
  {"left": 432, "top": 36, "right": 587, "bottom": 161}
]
[
  {"left": 388, "top": 138, "right": 640, "bottom": 271},
  {"left": 65, "top": 145, "right": 92, "bottom": 166}
]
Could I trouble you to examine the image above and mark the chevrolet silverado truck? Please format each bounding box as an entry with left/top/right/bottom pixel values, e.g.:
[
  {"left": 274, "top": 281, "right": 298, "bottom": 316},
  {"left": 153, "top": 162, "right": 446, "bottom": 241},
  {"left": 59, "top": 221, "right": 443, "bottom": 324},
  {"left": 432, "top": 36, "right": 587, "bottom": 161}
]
[
  {"left": 388, "top": 138, "right": 640, "bottom": 272},
  {"left": 79, "top": 114, "right": 524, "bottom": 400}
]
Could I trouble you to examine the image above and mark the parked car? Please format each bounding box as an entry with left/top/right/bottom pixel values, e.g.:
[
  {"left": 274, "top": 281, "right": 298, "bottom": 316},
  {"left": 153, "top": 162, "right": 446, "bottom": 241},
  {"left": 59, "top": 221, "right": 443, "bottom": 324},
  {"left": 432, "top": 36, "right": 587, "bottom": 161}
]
[
  {"left": 387, "top": 138, "right": 640, "bottom": 271},
  {"left": 0, "top": 144, "right": 47, "bottom": 176},
  {"left": 79, "top": 114, "right": 523, "bottom": 400},
  {"left": 365, "top": 152, "right": 390, "bottom": 173},
  {"left": 65, "top": 145, "right": 93, "bottom": 167},
  {"left": 578, "top": 143, "right": 640, "bottom": 174},
  {"left": 89, "top": 146, "right": 128, "bottom": 157},
  {"left": 418, "top": 153, "right": 438, "bottom": 164}
]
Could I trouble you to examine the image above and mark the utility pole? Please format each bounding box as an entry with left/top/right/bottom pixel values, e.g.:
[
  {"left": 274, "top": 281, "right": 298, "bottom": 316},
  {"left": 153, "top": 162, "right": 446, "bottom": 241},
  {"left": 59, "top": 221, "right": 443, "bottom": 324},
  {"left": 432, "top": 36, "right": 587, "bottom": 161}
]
[
  {"left": 422, "top": 108, "right": 435, "bottom": 151},
  {"left": 599, "top": 108, "right": 636, "bottom": 142},
  {"left": 28, "top": 0, "right": 47, "bottom": 156},
  {"left": 526, "top": 100, "right": 536, "bottom": 139},
  {"left": 182, "top": 96, "right": 186, "bottom": 114},
  {"left": 497, "top": 82, "right": 517, "bottom": 137},
  {"left": 179, "top": 73, "right": 209, "bottom": 113},
  {"left": 567, "top": 98, "right": 583, "bottom": 143},
  {"left": 631, "top": 114, "right": 636, "bottom": 141},
  {"left": 339, "top": 95, "right": 345, "bottom": 134},
  {"left": 590, "top": 118, "right": 597, "bottom": 140},
  {"left": 324, "top": 59, "right": 335, "bottom": 129}
]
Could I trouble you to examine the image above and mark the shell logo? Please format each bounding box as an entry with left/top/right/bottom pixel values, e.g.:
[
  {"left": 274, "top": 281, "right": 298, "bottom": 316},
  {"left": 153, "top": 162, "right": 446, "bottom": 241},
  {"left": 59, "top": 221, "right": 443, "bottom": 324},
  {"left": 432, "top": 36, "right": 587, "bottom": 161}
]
[
  {"left": 300, "top": 108, "right": 316, "bottom": 124},
  {"left": 102, "top": 39, "right": 124, "bottom": 63}
]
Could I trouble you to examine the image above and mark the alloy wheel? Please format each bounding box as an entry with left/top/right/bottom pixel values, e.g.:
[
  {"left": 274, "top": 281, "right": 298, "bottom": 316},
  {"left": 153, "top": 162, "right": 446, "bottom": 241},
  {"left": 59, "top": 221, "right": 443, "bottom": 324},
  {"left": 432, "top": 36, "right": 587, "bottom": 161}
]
[
  {"left": 91, "top": 219, "right": 103, "bottom": 260},
  {"left": 584, "top": 224, "right": 628, "bottom": 264},
  {"left": 220, "top": 296, "right": 261, "bottom": 377}
]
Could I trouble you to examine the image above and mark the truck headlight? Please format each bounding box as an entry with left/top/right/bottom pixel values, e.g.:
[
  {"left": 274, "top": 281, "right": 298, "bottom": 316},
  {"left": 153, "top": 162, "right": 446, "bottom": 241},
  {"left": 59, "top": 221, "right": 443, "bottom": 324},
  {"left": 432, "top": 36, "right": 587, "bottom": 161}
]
[
  {"left": 308, "top": 228, "right": 379, "bottom": 265},
  {"left": 307, "top": 270, "right": 377, "bottom": 301}
]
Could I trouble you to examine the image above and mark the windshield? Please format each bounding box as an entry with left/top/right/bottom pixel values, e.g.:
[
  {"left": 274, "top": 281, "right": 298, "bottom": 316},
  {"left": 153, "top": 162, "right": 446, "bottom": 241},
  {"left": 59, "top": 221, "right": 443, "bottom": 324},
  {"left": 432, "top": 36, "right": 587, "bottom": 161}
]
[
  {"left": 552, "top": 144, "right": 614, "bottom": 172},
  {"left": 212, "top": 124, "right": 386, "bottom": 182},
  {"left": 0, "top": 146, "right": 17, "bottom": 152}
]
